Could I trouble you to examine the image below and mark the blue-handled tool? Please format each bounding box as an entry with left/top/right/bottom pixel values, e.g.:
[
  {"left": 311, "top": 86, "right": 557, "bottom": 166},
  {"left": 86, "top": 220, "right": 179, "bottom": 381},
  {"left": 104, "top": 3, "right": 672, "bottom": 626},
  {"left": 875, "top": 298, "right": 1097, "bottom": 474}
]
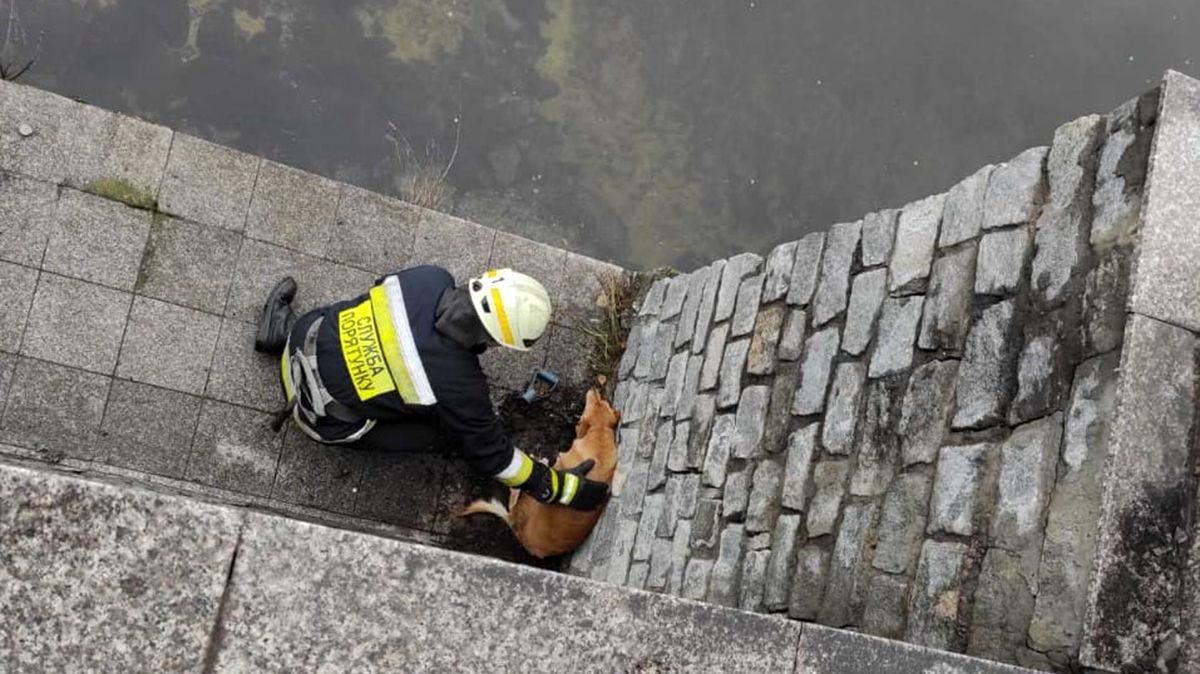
[{"left": 520, "top": 368, "right": 560, "bottom": 404}]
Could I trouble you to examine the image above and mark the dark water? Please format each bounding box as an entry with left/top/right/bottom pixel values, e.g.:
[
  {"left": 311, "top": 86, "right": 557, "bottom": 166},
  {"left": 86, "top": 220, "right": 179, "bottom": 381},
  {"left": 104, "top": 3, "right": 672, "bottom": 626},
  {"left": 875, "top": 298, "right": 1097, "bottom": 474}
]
[{"left": 5, "top": 0, "right": 1198, "bottom": 269}]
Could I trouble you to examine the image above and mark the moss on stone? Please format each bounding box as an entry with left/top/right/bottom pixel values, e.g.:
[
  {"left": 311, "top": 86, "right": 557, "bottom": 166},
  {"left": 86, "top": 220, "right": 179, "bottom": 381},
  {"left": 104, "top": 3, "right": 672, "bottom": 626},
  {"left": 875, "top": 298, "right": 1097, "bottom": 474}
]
[{"left": 85, "top": 178, "right": 157, "bottom": 210}]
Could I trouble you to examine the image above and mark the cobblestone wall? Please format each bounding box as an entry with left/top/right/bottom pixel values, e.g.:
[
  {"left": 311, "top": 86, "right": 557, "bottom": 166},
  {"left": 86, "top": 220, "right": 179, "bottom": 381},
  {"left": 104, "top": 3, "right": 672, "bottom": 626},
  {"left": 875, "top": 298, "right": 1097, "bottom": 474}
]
[{"left": 570, "top": 84, "right": 1162, "bottom": 672}]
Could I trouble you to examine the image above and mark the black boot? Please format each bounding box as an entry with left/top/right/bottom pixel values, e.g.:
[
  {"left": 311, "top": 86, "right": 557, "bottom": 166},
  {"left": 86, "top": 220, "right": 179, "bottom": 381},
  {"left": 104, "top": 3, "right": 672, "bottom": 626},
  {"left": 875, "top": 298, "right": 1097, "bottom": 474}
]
[{"left": 254, "top": 276, "right": 298, "bottom": 353}]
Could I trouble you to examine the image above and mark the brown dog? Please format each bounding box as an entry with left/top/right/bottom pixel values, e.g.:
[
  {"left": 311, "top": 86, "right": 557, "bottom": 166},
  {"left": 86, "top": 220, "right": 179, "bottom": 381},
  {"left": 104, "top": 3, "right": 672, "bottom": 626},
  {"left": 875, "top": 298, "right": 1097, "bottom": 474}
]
[{"left": 459, "top": 388, "right": 620, "bottom": 558}]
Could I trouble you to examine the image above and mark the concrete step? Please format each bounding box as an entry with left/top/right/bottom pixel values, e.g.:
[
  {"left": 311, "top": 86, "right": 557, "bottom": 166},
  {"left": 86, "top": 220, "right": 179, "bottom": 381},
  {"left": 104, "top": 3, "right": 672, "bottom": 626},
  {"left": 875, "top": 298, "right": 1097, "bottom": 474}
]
[{"left": 0, "top": 460, "right": 1035, "bottom": 673}]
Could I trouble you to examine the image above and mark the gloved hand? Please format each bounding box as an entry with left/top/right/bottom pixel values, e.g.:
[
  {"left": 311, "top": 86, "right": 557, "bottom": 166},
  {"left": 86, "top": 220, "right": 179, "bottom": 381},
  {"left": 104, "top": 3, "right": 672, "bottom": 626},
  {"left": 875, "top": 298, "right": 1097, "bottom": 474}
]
[{"left": 523, "top": 459, "right": 609, "bottom": 511}]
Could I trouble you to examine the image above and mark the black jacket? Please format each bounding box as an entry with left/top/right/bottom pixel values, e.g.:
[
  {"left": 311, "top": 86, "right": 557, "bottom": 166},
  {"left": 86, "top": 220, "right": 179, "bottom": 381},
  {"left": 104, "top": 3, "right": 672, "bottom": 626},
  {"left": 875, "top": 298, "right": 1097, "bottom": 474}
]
[{"left": 310, "top": 265, "right": 513, "bottom": 476}]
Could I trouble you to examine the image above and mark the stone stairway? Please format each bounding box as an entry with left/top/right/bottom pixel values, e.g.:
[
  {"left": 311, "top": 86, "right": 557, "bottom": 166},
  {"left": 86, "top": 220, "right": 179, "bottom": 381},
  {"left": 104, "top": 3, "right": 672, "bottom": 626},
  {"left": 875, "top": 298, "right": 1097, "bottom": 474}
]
[{"left": 574, "top": 71, "right": 1200, "bottom": 673}]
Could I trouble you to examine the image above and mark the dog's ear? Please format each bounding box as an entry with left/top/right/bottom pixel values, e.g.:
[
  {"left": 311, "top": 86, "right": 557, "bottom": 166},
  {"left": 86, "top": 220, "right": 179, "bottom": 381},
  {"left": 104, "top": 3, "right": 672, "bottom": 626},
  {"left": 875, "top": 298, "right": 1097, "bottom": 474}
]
[{"left": 576, "top": 389, "right": 600, "bottom": 438}]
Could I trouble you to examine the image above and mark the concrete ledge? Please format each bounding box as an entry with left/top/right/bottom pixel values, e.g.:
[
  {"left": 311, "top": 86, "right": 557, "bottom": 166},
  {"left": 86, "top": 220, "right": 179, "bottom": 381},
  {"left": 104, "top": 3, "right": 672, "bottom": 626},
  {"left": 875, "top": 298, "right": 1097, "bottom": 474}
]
[
  {"left": 0, "top": 461, "right": 1036, "bottom": 673},
  {"left": 796, "top": 625, "right": 1036, "bottom": 674},
  {"left": 0, "top": 462, "right": 243, "bottom": 673},
  {"left": 1080, "top": 71, "right": 1200, "bottom": 673},
  {"left": 1129, "top": 71, "right": 1200, "bottom": 331}
]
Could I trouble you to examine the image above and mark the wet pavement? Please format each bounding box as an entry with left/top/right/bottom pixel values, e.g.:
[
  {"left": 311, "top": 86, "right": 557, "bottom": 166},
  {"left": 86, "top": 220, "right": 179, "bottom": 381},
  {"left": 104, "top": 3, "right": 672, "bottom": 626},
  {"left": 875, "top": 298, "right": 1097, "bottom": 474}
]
[{"left": 5, "top": 0, "right": 1198, "bottom": 269}]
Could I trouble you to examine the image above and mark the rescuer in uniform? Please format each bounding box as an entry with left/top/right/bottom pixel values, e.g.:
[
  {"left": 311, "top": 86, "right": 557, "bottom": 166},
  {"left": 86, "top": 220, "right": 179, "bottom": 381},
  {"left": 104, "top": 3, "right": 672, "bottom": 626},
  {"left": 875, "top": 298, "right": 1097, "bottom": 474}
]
[{"left": 253, "top": 266, "right": 608, "bottom": 511}]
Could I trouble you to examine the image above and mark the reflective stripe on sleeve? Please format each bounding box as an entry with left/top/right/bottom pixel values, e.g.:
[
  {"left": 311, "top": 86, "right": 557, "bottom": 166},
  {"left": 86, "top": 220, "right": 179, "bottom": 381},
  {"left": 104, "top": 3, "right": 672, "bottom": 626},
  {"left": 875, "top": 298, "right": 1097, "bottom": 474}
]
[
  {"left": 558, "top": 472, "right": 579, "bottom": 505},
  {"left": 495, "top": 450, "right": 534, "bottom": 487}
]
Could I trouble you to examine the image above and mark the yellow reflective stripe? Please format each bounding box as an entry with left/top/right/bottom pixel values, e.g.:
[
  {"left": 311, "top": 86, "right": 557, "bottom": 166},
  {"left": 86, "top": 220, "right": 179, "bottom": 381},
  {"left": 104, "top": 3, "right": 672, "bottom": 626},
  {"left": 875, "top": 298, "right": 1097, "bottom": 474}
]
[
  {"left": 486, "top": 269, "right": 498, "bottom": 278},
  {"left": 498, "top": 452, "right": 535, "bottom": 487},
  {"left": 280, "top": 350, "right": 293, "bottom": 401},
  {"left": 337, "top": 300, "right": 396, "bottom": 401},
  {"left": 490, "top": 287, "right": 515, "bottom": 346},
  {"left": 559, "top": 473, "right": 579, "bottom": 505},
  {"left": 369, "top": 285, "right": 420, "bottom": 404}
]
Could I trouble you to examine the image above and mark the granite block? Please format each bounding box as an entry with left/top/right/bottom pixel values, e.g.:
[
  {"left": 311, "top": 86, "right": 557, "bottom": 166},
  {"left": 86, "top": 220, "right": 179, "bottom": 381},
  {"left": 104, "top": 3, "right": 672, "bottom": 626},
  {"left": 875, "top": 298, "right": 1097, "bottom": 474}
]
[
  {"left": 812, "top": 221, "right": 861, "bottom": 326},
  {"left": 992, "top": 414, "right": 1062, "bottom": 549},
  {"left": 116, "top": 296, "right": 221, "bottom": 395},
  {"left": 860, "top": 210, "right": 897, "bottom": 267},
  {"left": 848, "top": 376, "right": 905, "bottom": 496},
  {"left": 225, "top": 238, "right": 373, "bottom": 323},
  {"left": 918, "top": 244, "right": 976, "bottom": 353},
  {"left": 561, "top": 252, "right": 625, "bottom": 329},
  {"left": 940, "top": 165, "right": 994, "bottom": 247},
  {"left": 1127, "top": 71, "right": 1200, "bottom": 332},
  {"left": 905, "top": 540, "right": 968, "bottom": 651},
  {"left": 245, "top": 160, "right": 340, "bottom": 255},
  {"left": 982, "top": 146, "right": 1048, "bottom": 230},
  {"left": 204, "top": 318, "right": 283, "bottom": 413},
  {"left": 0, "top": 81, "right": 114, "bottom": 185},
  {"left": 43, "top": 189, "right": 151, "bottom": 291},
  {"left": 795, "top": 623, "right": 1033, "bottom": 674},
  {"left": 822, "top": 362, "right": 866, "bottom": 455},
  {"left": 87, "top": 113, "right": 173, "bottom": 205},
  {"left": 21, "top": 273, "right": 131, "bottom": 374},
  {"left": 819, "top": 501, "right": 879, "bottom": 627},
  {"left": 730, "top": 274, "right": 764, "bottom": 337},
  {"left": 97, "top": 379, "right": 201, "bottom": 478},
  {"left": 0, "top": 356, "right": 111, "bottom": 459},
  {"left": 788, "top": 232, "right": 825, "bottom": 306},
  {"left": 789, "top": 545, "right": 831, "bottom": 620},
  {"left": 186, "top": 399, "right": 283, "bottom": 498},
  {"left": 489, "top": 230, "right": 569, "bottom": 317},
  {"left": 899, "top": 359, "right": 959, "bottom": 465},
  {"left": 272, "top": 428, "right": 363, "bottom": 515},
  {"left": 411, "top": 212, "right": 497, "bottom": 285},
  {"left": 0, "top": 171, "right": 57, "bottom": 267},
  {"left": 781, "top": 424, "right": 818, "bottom": 511},
  {"left": 158, "top": 132, "right": 260, "bottom": 231},
  {"left": 1029, "top": 353, "right": 1118, "bottom": 658},
  {"left": 1029, "top": 115, "right": 1105, "bottom": 307},
  {"left": 872, "top": 472, "right": 932, "bottom": 575},
  {"left": 0, "top": 260, "right": 37, "bottom": 352},
  {"left": 841, "top": 268, "right": 887, "bottom": 356},
  {"left": 216, "top": 511, "right": 803, "bottom": 673},
  {"left": 714, "top": 253, "right": 762, "bottom": 322},
  {"left": 691, "top": 260, "right": 724, "bottom": 354},
  {"left": 0, "top": 464, "right": 242, "bottom": 674},
  {"left": 762, "top": 241, "right": 798, "bottom": 302},
  {"left": 952, "top": 299, "right": 1019, "bottom": 429},
  {"left": 135, "top": 214, "right": 242, "bottom": 314},
  {"left": 890, "top": 193, "right": 945, "bottom": 295},
  {"left": 868, "top": 295, "right": 923, "bottom": 378},
  {"left": 975, "top": 225, "right": 1032, "bottom": 296},
  {"left": 792, "top": 326, "right": 839, "bottom": 416},
  {"left": 928, "top": 443, "right": 991, "bottom": 536},
  {"left": 321, "top": 184, "right": 420, "bottom": 273}
]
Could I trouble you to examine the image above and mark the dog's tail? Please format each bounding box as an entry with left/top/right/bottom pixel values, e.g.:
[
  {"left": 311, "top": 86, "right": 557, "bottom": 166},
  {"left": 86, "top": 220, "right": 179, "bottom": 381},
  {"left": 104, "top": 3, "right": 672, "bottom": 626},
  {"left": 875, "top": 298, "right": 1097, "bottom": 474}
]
[{"left": 458, "top": 498, "right": 511, "bottom": 525}]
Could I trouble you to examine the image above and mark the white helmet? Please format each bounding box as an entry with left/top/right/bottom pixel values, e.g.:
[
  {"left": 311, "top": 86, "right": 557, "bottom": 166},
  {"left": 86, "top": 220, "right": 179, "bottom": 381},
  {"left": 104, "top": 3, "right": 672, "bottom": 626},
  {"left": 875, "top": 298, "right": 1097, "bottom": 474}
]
[{"left": 468, "top": 269, "right": 552, "bottom": 351}]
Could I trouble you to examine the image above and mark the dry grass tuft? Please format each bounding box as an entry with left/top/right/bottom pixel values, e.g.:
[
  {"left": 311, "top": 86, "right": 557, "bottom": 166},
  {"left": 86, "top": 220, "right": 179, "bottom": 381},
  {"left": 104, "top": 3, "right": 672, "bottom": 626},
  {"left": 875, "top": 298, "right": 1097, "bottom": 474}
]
[
  {"left": 577, "top": 270, "right": 658, "bottom": 397},
  {"left": 386, "top": 118, "right": 460, "bottom": 211},
  {"left": 0, "top": 0, "right": 38, "bottom": 82}
]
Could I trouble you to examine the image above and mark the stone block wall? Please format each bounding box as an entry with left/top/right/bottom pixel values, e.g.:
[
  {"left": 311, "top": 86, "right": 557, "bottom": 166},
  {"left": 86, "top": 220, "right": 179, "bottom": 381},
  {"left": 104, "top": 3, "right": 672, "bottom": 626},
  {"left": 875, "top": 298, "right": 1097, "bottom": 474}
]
[{"left": 571, "top": 74, "right": 1186, "bottom": 672}]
